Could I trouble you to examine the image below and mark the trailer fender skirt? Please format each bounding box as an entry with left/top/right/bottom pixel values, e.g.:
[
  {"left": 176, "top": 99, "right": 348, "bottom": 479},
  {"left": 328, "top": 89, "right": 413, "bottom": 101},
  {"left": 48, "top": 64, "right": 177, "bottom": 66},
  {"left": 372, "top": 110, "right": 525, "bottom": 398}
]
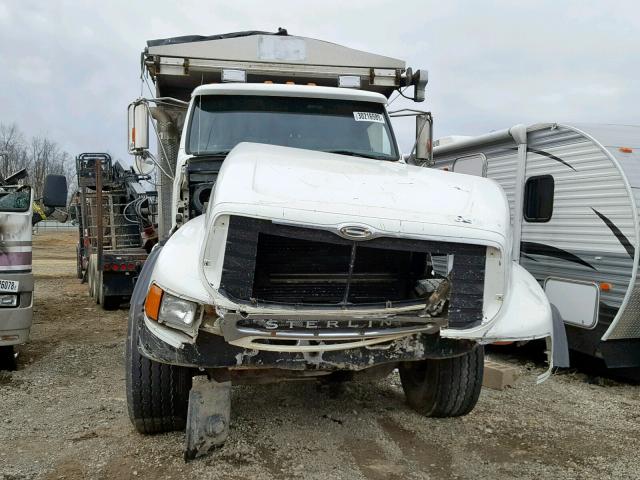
[{"left": 551, "top": 304, "right": 570, "bottom": 368}]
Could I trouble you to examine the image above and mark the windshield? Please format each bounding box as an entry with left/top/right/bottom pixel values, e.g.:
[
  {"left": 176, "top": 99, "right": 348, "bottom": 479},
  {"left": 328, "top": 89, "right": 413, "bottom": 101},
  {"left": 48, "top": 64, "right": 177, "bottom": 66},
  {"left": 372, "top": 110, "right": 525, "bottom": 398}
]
[
  {"left": 0, "top": 186, "right": 31, "bottom": 212},
  {"left": 187, "top": 95, "right": 398, "bottom": 161}
]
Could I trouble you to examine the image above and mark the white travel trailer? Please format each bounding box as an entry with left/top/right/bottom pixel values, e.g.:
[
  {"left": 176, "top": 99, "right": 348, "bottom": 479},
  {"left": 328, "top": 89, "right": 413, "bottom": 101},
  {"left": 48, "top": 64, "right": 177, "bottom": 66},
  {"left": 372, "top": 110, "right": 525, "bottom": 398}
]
[{"left": 433, "top": 123, "right": 640, "bottom": 370}]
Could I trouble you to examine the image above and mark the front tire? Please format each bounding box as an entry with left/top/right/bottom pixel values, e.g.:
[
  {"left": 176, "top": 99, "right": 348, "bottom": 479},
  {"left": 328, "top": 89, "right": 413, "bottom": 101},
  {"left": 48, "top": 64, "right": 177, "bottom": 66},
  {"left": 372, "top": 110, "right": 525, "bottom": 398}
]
[
  {"left": 126, "top": 313, "right": 192, "bottom": 433},
  {"left": 399, "top": 344, "right": 484, "bottom": 417}
]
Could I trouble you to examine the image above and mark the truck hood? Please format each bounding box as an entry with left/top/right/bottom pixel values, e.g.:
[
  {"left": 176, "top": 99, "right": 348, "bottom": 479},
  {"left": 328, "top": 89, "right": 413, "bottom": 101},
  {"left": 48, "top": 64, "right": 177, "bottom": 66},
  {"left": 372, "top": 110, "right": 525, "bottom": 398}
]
[{"left": 209, "top": 142, "right": 510, "bottom": 246}]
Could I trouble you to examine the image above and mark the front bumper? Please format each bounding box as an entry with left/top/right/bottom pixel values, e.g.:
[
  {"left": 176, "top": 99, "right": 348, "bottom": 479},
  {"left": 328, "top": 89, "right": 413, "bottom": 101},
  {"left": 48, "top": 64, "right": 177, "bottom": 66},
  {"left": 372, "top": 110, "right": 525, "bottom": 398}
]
[
  {"left": 0, "top": 271, "right": 34, "bottom": 346},
  {"left": 137, "top": 312, "right": 475, "bottom": 370},
  {"left": 217, "top": 307, "right": 447, "bottom": 352}
]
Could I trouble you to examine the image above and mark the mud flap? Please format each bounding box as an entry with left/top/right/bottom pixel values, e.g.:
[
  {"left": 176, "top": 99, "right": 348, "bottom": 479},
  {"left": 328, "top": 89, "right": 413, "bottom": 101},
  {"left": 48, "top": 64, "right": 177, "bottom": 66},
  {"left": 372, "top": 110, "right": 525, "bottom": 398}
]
[{"left": 184, "top": 378, "right": 231, "bottom": 461}]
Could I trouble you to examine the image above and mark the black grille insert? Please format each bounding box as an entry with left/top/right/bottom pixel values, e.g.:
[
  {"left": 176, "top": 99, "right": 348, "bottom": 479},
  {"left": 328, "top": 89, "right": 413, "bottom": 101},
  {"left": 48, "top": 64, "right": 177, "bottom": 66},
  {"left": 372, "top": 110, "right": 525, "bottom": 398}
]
[
  {"left": 219, "top": 216, "right": 487, "bottom": 328},
  {"left": 252, "top": 234, "right": 428, "bottom": 304}
]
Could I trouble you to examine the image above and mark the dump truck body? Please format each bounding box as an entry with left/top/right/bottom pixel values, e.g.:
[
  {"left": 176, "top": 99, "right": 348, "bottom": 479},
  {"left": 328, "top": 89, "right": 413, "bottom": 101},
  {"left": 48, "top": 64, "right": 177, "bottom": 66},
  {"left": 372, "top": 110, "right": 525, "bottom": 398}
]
[{"left": 125, "top": 31, "right": 554, "bottom": 457}]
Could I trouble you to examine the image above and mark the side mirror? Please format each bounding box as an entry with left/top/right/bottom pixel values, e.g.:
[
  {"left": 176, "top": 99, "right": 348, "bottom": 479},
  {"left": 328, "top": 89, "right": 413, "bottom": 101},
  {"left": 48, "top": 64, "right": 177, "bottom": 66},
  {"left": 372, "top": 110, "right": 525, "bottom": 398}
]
[
  {"left": 128, "top": 100, "right": 149, "bottom": 154},
  {"left": 43, "top": 174, "right": 68, "bottom": 208},
  {"left": 415, "top": 112, "right": 433, "bottom": 165}
]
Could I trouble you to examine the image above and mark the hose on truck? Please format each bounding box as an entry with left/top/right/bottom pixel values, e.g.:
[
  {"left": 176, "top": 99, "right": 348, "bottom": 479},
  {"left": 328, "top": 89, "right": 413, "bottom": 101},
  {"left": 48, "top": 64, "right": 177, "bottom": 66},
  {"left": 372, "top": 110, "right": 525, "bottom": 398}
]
[{"left": 123, "top": 196, "right": 154, "bottom": 228}]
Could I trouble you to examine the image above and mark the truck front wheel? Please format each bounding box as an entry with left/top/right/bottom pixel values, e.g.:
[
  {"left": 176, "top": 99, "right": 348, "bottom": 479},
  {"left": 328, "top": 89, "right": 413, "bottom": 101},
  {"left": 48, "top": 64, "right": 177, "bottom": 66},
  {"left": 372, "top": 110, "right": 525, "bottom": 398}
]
[
  {"left": 399, "top": 344, "right": 484, "bottom": 417},
  {"left": 126, "top": 317, "right": 192, "bottom": 434}
]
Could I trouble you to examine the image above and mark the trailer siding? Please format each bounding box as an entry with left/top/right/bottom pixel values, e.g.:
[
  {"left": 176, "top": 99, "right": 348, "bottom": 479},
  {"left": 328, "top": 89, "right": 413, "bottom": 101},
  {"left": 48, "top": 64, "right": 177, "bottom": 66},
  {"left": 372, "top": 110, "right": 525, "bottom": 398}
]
[
  {"left": 434, "top": 124, "right": 639, "bottom": 343},
  {"left": 570, "top": 124, "right": 640, "bottom": 340}
]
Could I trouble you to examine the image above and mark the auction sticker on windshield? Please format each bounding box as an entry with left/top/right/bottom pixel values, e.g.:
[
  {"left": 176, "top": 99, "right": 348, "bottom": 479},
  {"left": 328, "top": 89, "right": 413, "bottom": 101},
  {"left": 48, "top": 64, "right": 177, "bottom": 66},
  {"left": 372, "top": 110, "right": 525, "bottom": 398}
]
[
  {"left": 0, "top": 279, "right": 19, "bottom": 293},
  {"left": 353, "top": 112, "right": 385, "bottom": 123}
]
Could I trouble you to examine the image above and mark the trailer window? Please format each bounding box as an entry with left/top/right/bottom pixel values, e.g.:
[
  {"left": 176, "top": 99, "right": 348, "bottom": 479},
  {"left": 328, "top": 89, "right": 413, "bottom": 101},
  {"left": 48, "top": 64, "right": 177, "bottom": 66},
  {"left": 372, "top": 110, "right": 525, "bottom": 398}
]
[
  {"left": 452, "top": 154, "right": 487, "bottom": 177},
  {"left": 187, "top": 95, "right": 399, "bottom": 161},
  {"left": 524, "top": 175, "right": 554, "bottom": 222}
]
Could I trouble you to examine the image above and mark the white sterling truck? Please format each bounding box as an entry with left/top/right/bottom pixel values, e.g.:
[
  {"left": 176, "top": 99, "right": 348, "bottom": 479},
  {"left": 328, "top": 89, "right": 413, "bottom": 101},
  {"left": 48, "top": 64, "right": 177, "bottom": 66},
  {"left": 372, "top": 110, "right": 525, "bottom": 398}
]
[
  {"left": 0, "top": 169, "right": 67, "bottom": 369},
  {"left": 124, "top": 30, "right": 554, "bottom": 459}
]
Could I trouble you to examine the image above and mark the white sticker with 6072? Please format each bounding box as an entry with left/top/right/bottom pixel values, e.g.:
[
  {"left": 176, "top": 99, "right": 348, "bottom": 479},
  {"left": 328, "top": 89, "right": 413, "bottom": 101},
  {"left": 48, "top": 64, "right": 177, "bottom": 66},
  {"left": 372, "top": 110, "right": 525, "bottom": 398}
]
[
  {"left": 0, "top": 279, "right": 19, "bottom": 293},
  {"left": 353, "top": 112, "right": 385, "bottom": 123}
]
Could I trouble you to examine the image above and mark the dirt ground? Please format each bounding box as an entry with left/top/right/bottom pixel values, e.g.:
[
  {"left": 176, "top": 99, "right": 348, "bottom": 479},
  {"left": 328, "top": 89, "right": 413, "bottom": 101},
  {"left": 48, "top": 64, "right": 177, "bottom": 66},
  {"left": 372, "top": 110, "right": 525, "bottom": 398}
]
[{"left": 1, "top": 232, "right": 640, "bottom": 480}]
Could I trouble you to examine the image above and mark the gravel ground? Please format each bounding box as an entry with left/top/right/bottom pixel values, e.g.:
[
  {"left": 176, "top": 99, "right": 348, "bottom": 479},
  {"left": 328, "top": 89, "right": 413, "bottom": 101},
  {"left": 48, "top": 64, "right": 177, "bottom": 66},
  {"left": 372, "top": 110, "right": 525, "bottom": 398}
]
[{"left": 1, "top": 232, "right": 640, "bottom": 480}]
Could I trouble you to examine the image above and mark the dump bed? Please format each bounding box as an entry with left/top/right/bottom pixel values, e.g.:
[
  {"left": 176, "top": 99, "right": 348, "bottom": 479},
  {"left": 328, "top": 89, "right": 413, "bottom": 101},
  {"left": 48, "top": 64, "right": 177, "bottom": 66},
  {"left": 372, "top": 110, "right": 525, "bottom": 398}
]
[{"left": 144, "top": 29, "right": 424, "bottom": 100}]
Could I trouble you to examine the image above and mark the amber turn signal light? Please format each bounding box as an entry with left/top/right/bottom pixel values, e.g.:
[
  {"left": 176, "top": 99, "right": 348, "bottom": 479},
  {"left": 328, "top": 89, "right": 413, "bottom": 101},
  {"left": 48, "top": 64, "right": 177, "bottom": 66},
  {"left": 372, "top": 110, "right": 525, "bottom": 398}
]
[
  {"left": 600, "top": 282, "right": 612, "bottom": 292},
  {"left": 145, "top": 284, "right": 164, "bottom": 321}
]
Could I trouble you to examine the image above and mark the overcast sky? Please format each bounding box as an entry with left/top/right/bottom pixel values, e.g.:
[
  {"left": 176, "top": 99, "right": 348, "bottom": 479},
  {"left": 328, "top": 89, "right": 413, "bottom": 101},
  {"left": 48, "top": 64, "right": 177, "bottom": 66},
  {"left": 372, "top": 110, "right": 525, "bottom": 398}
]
[{"left": 0, "top": 0, "right": 638, "bottom": 163}]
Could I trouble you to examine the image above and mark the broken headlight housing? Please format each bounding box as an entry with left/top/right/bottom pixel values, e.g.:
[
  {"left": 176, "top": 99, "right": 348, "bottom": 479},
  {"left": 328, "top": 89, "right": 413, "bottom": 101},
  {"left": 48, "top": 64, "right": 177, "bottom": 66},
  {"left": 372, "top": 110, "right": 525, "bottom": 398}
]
[{"left": 145, "top": 284, "right": 200, "bottom": 336}]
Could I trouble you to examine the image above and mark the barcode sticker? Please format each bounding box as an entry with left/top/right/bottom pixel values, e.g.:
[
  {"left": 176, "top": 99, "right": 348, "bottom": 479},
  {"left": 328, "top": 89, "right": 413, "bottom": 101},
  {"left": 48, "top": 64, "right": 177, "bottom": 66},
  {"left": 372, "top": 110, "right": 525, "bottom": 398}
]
[{"left": 353, "top": 112, "right": 385, "bottom": 123}]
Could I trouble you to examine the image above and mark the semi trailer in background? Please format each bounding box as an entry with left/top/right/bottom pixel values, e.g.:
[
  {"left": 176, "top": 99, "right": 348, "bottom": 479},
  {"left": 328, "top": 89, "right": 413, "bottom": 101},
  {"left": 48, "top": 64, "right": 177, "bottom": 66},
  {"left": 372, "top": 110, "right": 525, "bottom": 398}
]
[
  {"left": 124, "top": 29, "right": 554, "bottom": 458},
  {"left": 433, "top": 123, "right": 640, "bottom": 371},
  {"left": 71, "top": 153, "right": 157, "bottom": 310},
  {"left": 0, "top": 168, "right": 67, "bottom": 369}
]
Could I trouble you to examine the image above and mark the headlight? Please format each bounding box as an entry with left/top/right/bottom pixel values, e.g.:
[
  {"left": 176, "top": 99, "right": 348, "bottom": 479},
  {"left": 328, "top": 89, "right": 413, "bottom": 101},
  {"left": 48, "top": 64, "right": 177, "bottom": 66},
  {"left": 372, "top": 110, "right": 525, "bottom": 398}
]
[
  {"left": 0, "top": 294, "right": 18, "bottom": 307},
  {"left": 159, "top": 293, "right": 199, "bottom": 331},
  {"left": 144, "top": 284, "right": 200, "bottom": 335}
]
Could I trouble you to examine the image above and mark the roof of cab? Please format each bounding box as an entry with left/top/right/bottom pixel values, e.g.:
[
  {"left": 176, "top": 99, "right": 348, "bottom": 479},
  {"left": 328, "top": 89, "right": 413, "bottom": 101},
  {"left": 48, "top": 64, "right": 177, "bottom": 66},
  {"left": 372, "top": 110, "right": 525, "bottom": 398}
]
[{"left": 191, "top": 83, "right": 388, "bottom": 104}]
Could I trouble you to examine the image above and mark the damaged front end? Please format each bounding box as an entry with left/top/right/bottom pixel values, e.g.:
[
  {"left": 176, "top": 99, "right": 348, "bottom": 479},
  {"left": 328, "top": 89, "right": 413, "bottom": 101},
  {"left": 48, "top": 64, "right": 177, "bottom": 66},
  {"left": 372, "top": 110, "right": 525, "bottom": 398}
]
[
  {"left": 199, "top": 215, "right": 489, "bottom": 355},
  {"left": 136, "top": 212, "right": 495, "bottom": 373},
  {"left": 137, "top": 144, "right": 553, "bottom": 377}
]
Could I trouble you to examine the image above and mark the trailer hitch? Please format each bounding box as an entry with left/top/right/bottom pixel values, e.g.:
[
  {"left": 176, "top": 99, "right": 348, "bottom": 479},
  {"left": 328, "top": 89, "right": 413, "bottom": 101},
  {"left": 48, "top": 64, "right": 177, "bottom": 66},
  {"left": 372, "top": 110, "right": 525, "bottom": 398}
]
[{"left": 184, "top": 378, "right": 231, "bottom": 461}]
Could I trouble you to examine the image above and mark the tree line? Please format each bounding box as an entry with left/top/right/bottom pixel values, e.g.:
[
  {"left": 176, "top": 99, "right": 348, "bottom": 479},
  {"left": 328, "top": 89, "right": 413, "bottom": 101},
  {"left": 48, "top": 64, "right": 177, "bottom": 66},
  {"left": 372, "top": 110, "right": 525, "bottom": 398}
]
[{"left": 0, "top": 122, "right": 75, "bottom": 202}]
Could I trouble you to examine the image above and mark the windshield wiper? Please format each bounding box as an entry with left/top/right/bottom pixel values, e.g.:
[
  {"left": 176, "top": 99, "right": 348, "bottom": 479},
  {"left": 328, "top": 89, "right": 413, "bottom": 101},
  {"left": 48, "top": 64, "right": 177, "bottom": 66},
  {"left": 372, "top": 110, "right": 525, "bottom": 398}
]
[{"left": 324, "top": 150, "right": 394, "bottom": 161}]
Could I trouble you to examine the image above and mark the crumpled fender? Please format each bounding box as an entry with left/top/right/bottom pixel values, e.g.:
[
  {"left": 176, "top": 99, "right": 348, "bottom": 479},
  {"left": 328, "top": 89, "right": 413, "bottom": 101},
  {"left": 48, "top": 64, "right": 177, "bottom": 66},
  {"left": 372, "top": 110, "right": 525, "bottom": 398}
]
[
  {"left": 152, "top": 215, "right": 212, "bottom": 305},
  {"left": 441, "top": 262, "right": 554, "bottom": 382}
]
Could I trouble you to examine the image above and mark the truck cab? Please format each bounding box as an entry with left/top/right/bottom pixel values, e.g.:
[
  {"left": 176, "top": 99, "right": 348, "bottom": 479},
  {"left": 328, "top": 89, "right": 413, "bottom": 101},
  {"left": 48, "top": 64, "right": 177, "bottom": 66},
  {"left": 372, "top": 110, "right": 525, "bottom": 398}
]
[
  {"left": 172, "top": 83, "right": 400, "bottom": 224},
  {"left": 0, "top": 173, "right": 67, "bottom": 369},
  {"left": 124, "top": 31, "right": 553, "bottom": 458}
]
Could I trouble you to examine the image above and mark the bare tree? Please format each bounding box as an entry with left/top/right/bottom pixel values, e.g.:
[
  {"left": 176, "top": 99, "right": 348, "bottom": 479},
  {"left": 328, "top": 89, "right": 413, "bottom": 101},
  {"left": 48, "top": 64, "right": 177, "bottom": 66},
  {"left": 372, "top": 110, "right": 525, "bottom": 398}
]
[
  {"left": 0, "top": 123, "right": 31, "bottom": 180},
  {"left": 0, "top": 122, "right": 74, "bottom": 202}
]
